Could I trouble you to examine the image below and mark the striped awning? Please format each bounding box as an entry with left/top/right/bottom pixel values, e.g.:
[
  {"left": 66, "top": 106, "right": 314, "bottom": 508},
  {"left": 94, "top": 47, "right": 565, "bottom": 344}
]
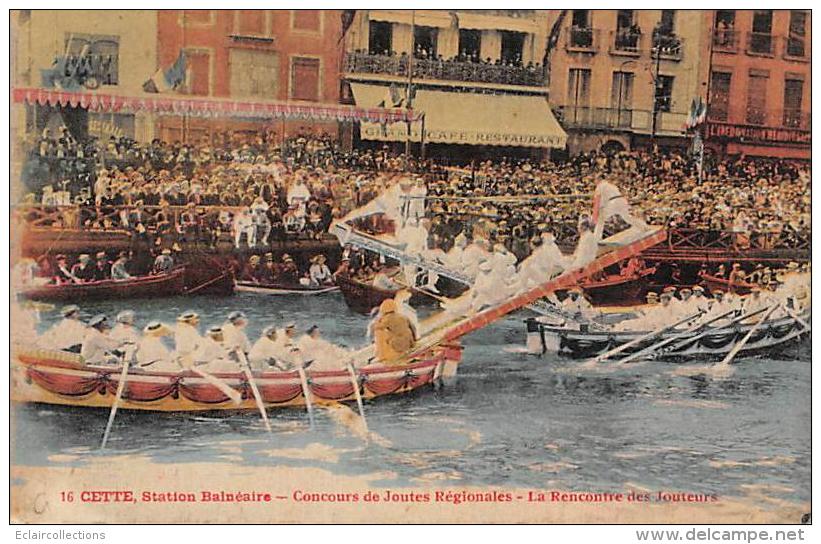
[
  {"left": 351, "top": 83, "right": 566, "bottom": 149},
  {"left": 369, "top": 10, "right": 454, "bottom": 29},
  {"left": 12, "top": 87, "right": 421, "bottom": 124}
]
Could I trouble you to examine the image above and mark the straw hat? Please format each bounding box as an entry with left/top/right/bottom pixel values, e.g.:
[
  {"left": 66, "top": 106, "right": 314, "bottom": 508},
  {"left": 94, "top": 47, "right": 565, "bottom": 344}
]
[
  {"left": 61, "top": 305, "right": 80, "bottom": 317},
  {"left": 177, "top": 311, "right": 199, "bottom": 324},
  {"left": 116, "top": 310, "right": 136, "bottom": 325},
  {"left": 144, "top": 322, "right": 171, "bottom": 337}
]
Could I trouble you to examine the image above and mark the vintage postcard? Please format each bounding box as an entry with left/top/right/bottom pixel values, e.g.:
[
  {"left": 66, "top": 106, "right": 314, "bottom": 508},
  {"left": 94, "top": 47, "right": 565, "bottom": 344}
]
[{"left": 9, "top": 7, "right": 811, "bottom": 525}]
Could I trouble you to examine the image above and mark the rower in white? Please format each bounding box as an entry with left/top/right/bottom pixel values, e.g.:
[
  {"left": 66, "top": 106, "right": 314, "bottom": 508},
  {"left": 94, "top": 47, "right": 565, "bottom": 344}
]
[
  {"left": 296, "top": 325, "right": 350, "bottom": 371},
  {"left": 248, "top": 326, "right": 289, "bottom": 371},
  {"left": 80, "top": 315, "right": 121, "bottom": 365},
  {"left": 174, "top": 311, "right": 203, "bottom": 367},
  {"left": 136, "top": 322, "right": 177, "bottom": 371},
  {"left": 39, "top": 305, "right": 88, "bottom": 351},
  {"left": 222, "top": 311, "right": 251, "bottom": 355}
]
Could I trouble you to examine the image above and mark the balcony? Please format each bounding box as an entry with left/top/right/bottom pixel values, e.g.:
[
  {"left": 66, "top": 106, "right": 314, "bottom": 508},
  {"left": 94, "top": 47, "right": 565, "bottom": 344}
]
[
  {"left": 783, "top": 35, "right": 809, "bottom": 61},
  {"left": 609, "top": 30, "right": 643, "bottom": 56},
  {"left": 565, "top": 26, "right": 599, "bottom": 53},
  {"left": 555, "top": 106, "right": 639, "bottom": 130},
  {"left": 746, "top": 32, "right": 775, "bottom": 56},
  {"left": 651, "top": 34, "right": 683, "bottom": 61},
  {"left": 709, "top": 108, "right": 811, "bottom": 131},
  {"left": 712, "top": 29, "right": 739, "bottom": 53},
  {"left": 343, "top": 52, "right": 547, "bottom": 87}
]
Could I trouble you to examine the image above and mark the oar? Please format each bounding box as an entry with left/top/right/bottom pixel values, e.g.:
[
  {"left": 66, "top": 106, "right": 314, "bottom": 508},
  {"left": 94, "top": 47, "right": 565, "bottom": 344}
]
[
  {"left": 236, "top": 349, "right": 271, "bottom": 433},
  {"left": 346, "top": 361, "right": 368, "bottom": 433},
  {"left": 583, "top": 310, "right": 705, "bottom": 366},
  {"left": 782, "top": 305, "right": 811, "bottom": 332},
  {"left": 614, "top": 308, "right": 738, "bottom": 365},
  {"left": 667, "top": 305, "right": 770, "bottom": 352},
  {"left": 101, "top": 350, "right": 133, "bottom": 449},
  {"left": 715, "top": 304, "right": 780, "bottom": 367},
  {"left": 189, "top": 367, "right": 242, "bottom": 404},
  {"left": 294, "top": 352, "right": 315, "bottom": 430}
]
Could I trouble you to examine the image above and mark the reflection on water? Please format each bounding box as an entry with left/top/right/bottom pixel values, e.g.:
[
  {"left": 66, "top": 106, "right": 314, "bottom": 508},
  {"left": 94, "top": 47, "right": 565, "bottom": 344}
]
[{"left": 14, "top": 294, "right": 811, "bottom": 502}]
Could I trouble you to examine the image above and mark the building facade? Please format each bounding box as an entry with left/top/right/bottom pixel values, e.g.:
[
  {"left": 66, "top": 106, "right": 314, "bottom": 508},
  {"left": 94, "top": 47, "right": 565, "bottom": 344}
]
[
  {"left": 12, "top": 10, "right": 159, "bottom": 143},
  {"left": 547, "top": 9, "right": 706, "bottom": 155},
  {"left": 155, "top": 9, "right": 344, "bottom": 141},
  {"left": 341, "top": 9, "right": 567, "bottom": 161},
  {"left": 704, "top": 9, "right": 810, "bottom": 159}
]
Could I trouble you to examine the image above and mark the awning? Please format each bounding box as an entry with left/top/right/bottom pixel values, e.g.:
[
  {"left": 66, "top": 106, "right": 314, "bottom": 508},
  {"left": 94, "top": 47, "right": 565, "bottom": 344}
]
[
  {"left": 351, "top": 83, "right": 567, "bottom": 149},
  {"left": 455, "top": 13, "right": 538, "bottom": 34},
  {"left": 369, "top": 10, "right": 454, "bottom": 29},
  {"left": 12, "top": 87, "right": 421, "bottom": 124}
]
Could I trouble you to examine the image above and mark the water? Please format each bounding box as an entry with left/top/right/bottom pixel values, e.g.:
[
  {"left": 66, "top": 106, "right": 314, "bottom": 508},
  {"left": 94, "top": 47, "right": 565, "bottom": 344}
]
[{"left": 13, "top": 293, "right": 811, "bottom": 503}]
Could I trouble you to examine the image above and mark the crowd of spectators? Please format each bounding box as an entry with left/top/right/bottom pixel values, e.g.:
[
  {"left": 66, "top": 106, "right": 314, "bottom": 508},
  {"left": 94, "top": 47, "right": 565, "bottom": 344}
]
[{"left": 19, "top": 128, "right": 810, "bottom": 260}]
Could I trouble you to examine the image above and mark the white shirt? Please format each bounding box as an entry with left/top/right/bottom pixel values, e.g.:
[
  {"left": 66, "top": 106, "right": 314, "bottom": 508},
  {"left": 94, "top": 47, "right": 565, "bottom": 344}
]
[
  {"left": 81, "top": 328, "right": 120, "bottom": 365},
  {"left": 110, "top": 324, "right": 140, "bottom": 346},
  {"left": 175, "top": 323, "right": 202, "bottom": 357},
  {"left": 222, "top": 322, "right": 251, "bottom": 354},
  {"left": 248, "top": 337, "right": 281, "bottom": 369},
  {"left": 39, "top": 318, "right": 88, "bottom": 350},
  {"left": 287, "top": 182, "right": 311, "bottom": 206},
  {"left": 297, "top": 334, "right": 349, "bottom": 372},
  {"left": 309, "top": 264, "right": 333, "bottom": 285}
]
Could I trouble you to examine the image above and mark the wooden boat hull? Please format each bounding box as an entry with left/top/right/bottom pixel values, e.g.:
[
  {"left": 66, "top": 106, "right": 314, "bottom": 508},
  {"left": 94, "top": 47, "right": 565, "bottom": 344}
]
[
  {"left": 236, "top": 282, "right": 339, "bottom": 296},
  {"left": 527, "top": 312, "right": 810, "bottom": 360},
  {"left": 20, "top": 267, "right": 187, "bottom": 302},
  {"left": 335, "top": 273, "right": 431, "bottom": 314},
  {"left": 11, "top": 343, "right": 462, "bottom": 412},
  {"left": 577, "top": 268, "right": 656, "bottom": 306}
]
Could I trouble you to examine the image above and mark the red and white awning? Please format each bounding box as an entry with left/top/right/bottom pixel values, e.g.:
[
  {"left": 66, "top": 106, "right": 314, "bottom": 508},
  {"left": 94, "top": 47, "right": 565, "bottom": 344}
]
[{"left": 12, "top": 87, "right": 421, "bottom": 124}]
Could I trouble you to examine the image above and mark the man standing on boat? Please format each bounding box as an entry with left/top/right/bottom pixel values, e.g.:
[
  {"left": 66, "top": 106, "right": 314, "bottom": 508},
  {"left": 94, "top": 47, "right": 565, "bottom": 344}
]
[
  {"left": 39, "top": 305, "right": 87, "bottom": 351},
  {"left": 515, "top": 231, "right": 568, "bottom": 294},
  {"left": 111, "top": 251, "right": 132, "bottom": 280},
  {"left": 153, "top": 248, "right": 174, "bottom": 275},
  {"left": 591, "top": 176, "right": 648, "bottom": 242},
  {"left": 373, "top": 299, "right": 416, "bottom": 364},
  {"left": 308, "top": 255, "right": 334, "bottom": 286}
]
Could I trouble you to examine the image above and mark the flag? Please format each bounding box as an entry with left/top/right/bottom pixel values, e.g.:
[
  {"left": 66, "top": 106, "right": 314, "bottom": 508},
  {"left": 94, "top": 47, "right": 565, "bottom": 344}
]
[
  {"left": 378, "top": 83, "right": 405, "bottom": 108},
  {"left": 338, "top": 10, "right": 356, "bottom": 44},
  {"left": 685, "top": 96, "right": 707, "bottom": 129},
  {"left": 142, "top": 51, "right": 187, "bottom": 93},
  {"left": 542, "top": 10, "right": 568, "bottom": 66}
]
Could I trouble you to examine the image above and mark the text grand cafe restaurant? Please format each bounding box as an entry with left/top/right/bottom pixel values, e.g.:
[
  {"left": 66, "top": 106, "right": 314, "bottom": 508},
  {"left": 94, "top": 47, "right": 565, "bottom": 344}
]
[{"left": 349, "top": 83, "right": 568, "bottom": 163}]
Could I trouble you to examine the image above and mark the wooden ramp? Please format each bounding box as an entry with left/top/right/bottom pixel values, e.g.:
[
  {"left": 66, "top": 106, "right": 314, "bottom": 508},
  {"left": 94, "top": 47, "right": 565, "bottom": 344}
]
[{"left": 406, "top": 228, "right": 668, "bottom": 358}]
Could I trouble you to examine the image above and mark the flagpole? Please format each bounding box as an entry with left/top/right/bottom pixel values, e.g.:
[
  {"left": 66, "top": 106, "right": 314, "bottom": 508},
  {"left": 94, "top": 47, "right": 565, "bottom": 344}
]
[{"left": 405, "top": 9, "right": 415, "bottom": 158}]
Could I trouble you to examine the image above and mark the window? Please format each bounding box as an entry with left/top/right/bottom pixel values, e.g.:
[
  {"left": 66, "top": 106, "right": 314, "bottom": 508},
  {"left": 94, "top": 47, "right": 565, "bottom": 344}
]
[
  {"left": 746, "top": 73, "right": 768, "bottom": 125},
  {"left": 459, "top": 29, "right": 481, "bottom": 61},
  {"left": 572, "top": 10, "right": 590, "bottom": 28},
  {"left": 292, "top": 10, "right": 321, "bottom": 32},
  {"left": 414, "top": 26, "right": 437, "bottom": 59},
  {"left": 186, "top": 50, "right": 211, "bottom": 96},
  {"left": 714, "top": 10, "right": 736, "bottom": 49},
  {"left": 783, "top": 78, "right": 804, "bottom": 127},
  {"left": 786, "top": 11, "right": 807, "bottom": 57},
  {"left": 710, "top": 72, "right": 731, "bottom": 121},
  {"left": 236, "top": 10, "right": 266, "bottom": 36},
  {"left": 654, "top": 75, "right": 674, "bottom": 113},
  {"left": 567, "top": 68, "right": 591, "bottom": 107},
  {"left": 749, "top": 10, "right": 773, "bottom": 54},
  {"left": 291, "top": 57, "right": 320, "bottom": 101},
  {"left": 611, "top": 71, "right": 634, "bottom": 126},
  {"left": 369, "top": 21, "right": 392, "bottom": 55},
  {"left": 500, "top": 31, "right": 525, "bottom": 64},
  {"left": 616, "top": 10, "right": 634, "bottom": 32},
  {"left": 659, "top": 10, "right": 675, "bottom": 35},
  {"left": 229, "top": 49, "right": 278, "bottom": 98},
  {"left": 64, "top": 33, "right": 119, "bottom": 86},
  {"left": 614, "top": 10, "right": 639, "bottom": 51}
]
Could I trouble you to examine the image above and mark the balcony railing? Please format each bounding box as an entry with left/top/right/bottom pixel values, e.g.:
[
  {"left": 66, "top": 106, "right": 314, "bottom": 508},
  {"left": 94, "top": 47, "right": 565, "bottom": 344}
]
[
  {"left": 555, "top": 106, "right": 638, "bottom": 130},
  {"left": 343, "top": 52, "right": 547, "bottom": 87},
  {"left": 565, "top": 26, "right": 599, "bottom": 53},
  {"left": 651, "top": 34, "right": 683, "bottom": 60},
  {"left": 746, "top": 32, "right": 775, "bottom": 56},
  {"left": 609, "top": 30, "right": 643, "bottom": 56},
  {"left": 708, "top": 109, "right": 811, "bottom": 131},
  {"left": 783, "top": 35, "right": 808, "bottom": 60},
  {"left": 712, "top": 29, "right": 739, "bottom": 53}
]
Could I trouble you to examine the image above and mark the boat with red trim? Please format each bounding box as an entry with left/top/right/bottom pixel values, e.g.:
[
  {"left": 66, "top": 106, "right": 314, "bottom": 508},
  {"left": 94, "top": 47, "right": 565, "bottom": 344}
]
[
  {"left": 20, "top": 267, "right": 187, "bottom": 302},
  {"left": 10, "top": 343, "right": 462, "bottom": 412},
  {"left": 235, "top": 281, "right": 339, "bottom": 296},
  {"left": 698, "top": 273, "right": 757, "bottom": 296}
]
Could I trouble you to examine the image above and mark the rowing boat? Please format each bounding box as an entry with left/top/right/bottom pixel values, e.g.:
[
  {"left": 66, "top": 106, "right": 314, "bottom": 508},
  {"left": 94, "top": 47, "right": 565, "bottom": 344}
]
[
  {"left": 577, "top": 267, "right": 656, "bottom": 306},
  {"left": 525, "top": 310, "right": 810, "bottom": 360},
  {"left": 20, "top": 267, "right": 187, "bottom": 302},
  {"left": 235, "top": 281, "right": 339, "bottom": 296},
  {"left": 11, "top": 343, "right": 462, "bottom": 412}
]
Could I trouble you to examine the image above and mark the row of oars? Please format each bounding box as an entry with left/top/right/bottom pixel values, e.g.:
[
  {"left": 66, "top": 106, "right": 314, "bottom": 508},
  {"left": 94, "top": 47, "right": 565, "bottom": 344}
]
[
  {"left": 582, "top": 302, "right": 807, "bottom": 370},
  {"left": 100, "top": 349, "right": 368, "bottom": 449}
]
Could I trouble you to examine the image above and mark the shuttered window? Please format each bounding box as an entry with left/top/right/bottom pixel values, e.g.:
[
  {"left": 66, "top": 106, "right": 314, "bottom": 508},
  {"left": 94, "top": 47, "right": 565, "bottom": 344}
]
[
  {"left": 186, "top": 51, "right": 211, "bottom": 96},
  {"left": 290, "top": 57, "right": 320, "bottom": 101},
  {"left": 229, "top": 49, "right": 279, "bottom": 98},
  {"left": 745, "top": 74, "right": 768, "bottom": 125},
  {"left": 783, "top": 79, "right": 804, "bottom": 127},
  {"left": 710, "top": 72, "right": 731, "bottom": 121}
]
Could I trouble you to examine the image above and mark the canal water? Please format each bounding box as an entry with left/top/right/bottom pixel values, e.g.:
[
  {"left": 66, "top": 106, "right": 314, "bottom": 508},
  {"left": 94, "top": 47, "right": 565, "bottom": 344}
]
[{"left": 12, "top": 292, "right": 811, "bottom": 505}]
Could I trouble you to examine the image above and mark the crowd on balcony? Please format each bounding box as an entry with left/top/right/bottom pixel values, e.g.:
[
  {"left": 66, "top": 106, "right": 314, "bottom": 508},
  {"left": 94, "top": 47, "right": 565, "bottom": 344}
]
[{"left": 346, "top": 49, "right": 546, "bottom": 86}]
